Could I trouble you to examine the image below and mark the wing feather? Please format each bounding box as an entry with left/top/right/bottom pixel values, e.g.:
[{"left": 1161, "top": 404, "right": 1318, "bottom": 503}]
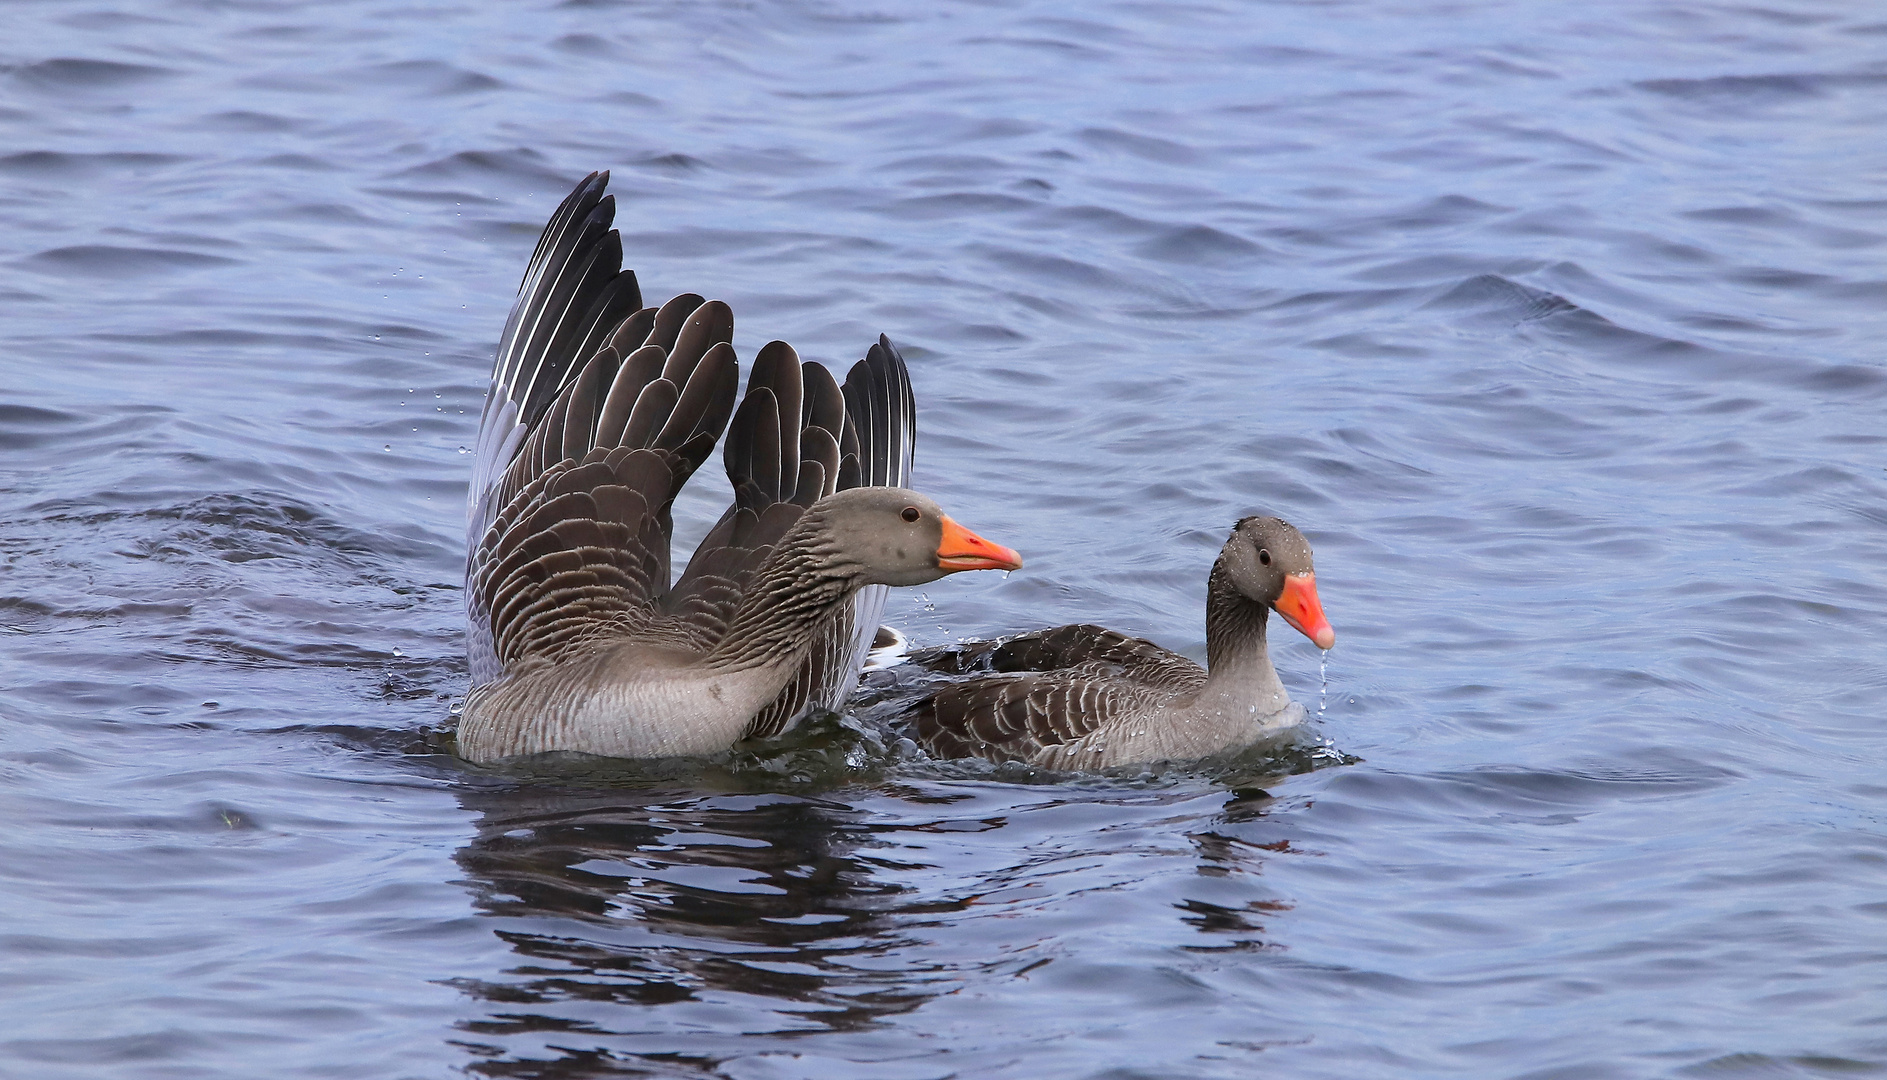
[
  {"left": 742, "top": 336, "right": 917, "bottom": 734},
  {"left": 471, "top": 172, "right": 642, "bottom": 551},
  {"left": 620, "top": 377, "right": 679, "bottom": 451},
  {"left": 749, "top": 341, "right": 804, "bottom": 498},
  {"left": 604, "top": 307, "right": 658, "bottom": 356},
  {"left": 913, "top": 669, "right": 1171, "bottom": 763},
  {"left": 657, "top": 341, "right": 737, "bottom": 452},
  {"left": 595, "top": 344, "right": 667, "bottom": 448},
  {"left": 466, "top": 174, "right": 740, "bottom": 685},
  {"left": 908, "top": 625, "right": 1208, "bottom": 763},
  {"left": 647, "top": 292, "right": 705, "bottom": 354}
]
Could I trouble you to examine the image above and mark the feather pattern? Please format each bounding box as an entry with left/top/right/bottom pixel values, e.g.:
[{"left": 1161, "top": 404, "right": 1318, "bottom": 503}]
[
  {"left": 465, "top": 171, "right": 734, "bottom": 687},
  {"left": 913, "top": 625, "right": 1205, "bottom": 762},
  {"left": 741, "top": 335, "right": 916, "bottom": 738},
  {"left": 825, "top": 335, "right": 915, "bottom": 705},
  {"left": 909, "top": 517, "right": 1327, "bottom": 770},
  {"left": 663, "top": 342, "right": 858, "bottom": 669},
  {"left": 461, "top": 171, "right": 933, "bottom": 760}
]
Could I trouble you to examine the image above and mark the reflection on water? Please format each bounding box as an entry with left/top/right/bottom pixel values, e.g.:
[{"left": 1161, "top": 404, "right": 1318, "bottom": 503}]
[
  {"left": 445, "top": 755, "right": 1301, "bottom": 1076},
  {"left": 452, "top": 786, "right": 933, "bottom": 1047}
]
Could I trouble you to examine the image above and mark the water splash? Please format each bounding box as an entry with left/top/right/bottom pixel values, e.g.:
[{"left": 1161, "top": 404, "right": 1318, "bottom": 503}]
[{"left": 1309, "top": 735, "right": 1344, "bottom": 766}]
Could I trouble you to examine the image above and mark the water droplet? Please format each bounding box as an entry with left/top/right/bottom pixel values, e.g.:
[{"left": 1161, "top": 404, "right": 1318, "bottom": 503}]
[
  {"left": 457, "top": 446, "right": 469, "bottom": 454},
  {"left": 1317, "top": 651, "right": 1329, "bottom": 720},
  {"left": 382, "top": 444, "right": 391, "bottom": 452},
  {"left": 392, "top": 648, "right": 403, "bottom": 657}
]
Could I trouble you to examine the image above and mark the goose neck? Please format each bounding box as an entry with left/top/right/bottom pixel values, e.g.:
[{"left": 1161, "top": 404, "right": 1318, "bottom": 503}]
[
  {"left": 703, "top": 518, "right": 862, "bottom": 671},
  {"left": 1203, "top": 559, "right": 1275, "bottom": 684}
]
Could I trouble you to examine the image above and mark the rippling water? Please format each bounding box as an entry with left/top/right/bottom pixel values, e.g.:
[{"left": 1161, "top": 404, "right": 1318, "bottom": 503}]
[{"left": 5, "top": 1, "right": 1886, "bottom": 1076}]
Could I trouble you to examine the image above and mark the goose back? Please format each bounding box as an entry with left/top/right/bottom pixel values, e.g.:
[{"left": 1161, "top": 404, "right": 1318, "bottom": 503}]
[{"left": 913, "top": 625, "right": 1206, "bottom": 762}]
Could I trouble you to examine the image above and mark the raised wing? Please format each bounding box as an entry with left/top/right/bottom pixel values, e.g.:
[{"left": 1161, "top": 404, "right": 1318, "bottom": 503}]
[
  {"left": 663, "top": 341, "right": 849, "bottom": 654},
  {"left": 842, "top": 335, "right": 915, "bottom": 490},
  {"left": 466, "top": 173, "right": 738, "bottom": 684},
  {"left": 831, "top": 336, "right": 917, "bottom": 709},
  {"left": 470, "top": 172, "right": 641, "bottom": 547},
  {"left": 742, "top": 337, "right": 915, "bottom": 738}
]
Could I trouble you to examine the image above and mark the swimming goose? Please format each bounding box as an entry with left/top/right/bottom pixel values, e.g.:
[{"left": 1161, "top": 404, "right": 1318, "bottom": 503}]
[
  {"left": 909, "top": 516, "right": 1332, "bottom": 769},
  {"left": 458, "top": 172, "right": 1020, "bottom": 763}
]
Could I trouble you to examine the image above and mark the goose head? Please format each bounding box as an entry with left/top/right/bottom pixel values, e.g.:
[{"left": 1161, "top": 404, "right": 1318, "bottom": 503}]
[
  {"left": 806, "top": 487, "right": 1022, "bottom": 588},
  {"left": 1221, "top": 516, "right": 1335, "bottom": 650}
]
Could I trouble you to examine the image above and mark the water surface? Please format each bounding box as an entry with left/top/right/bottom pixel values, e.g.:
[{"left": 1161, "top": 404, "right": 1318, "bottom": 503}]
[{"left": 4, "top": 1, "right": 1886, "bottom": 1077}]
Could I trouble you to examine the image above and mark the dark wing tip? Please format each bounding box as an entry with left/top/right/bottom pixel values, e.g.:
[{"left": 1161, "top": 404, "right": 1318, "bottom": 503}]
[{"left": 841, "top": 334, "right": 915, "bottom": 489}]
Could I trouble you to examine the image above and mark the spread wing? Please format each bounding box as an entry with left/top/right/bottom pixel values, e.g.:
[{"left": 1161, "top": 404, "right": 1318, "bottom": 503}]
[
  {"left": 471, "top": 171, "right": 638, "bottom": 546},
  {"left": 652, "top": 335, "right": 914, "bottom": 740},
  {"left": 844, "top": 335, "right": 915, "bottom": 490},
  {"left": 832, "top": 336, "right": 917, "bottom": 707},
  {"left": 661, "top": 341, "right": 849, "bottom": 652},
  {"left": 466, "top": 172, "right": 738, "bottom": 684},
  {"left": 754, "top": 336, "right": 914, "bottom": 737},
  {"left": 910, "top": 625, "right": 1206, "bottom": 762}
]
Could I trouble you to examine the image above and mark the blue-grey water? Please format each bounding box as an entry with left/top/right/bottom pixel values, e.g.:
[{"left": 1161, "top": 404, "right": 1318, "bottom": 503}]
[{"left": 5, "top": 1, "right": 1886, "bottom": 1077}]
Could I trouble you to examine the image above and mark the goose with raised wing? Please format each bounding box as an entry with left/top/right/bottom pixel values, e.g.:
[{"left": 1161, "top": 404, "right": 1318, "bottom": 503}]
[
  {"left": 458, "top": 172, "right": 1020, "bottom": 763},
  {"left": 908, "top": 515, "right": 1331, "bottom": 769}
]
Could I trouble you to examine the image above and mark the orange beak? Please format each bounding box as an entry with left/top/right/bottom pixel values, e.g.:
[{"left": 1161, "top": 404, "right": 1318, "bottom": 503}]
[
  {"left": 1274, "top": 572, "right": 1335, "bottom": 650},
  {"left": 935, "top": 515, "right": 1023, "bottom": 572}
]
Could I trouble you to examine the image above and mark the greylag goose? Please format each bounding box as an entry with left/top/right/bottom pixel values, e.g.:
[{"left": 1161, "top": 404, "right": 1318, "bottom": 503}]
[
  {"left": 909, "top": 516, "right": 1332, "bottom": 769},
  {"left": 458, "top": 172, "right": 1020, "bottom": 763}
]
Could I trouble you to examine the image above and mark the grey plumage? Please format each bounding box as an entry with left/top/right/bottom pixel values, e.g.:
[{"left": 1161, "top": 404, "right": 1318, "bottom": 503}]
[
  {"left": 911, "top": 516, "right": 1330, "bottom": 770},
  {"left": 460, "top": 171, "right": 930, "bottom": 762},
  {"left": 913, "top": 624, "right": 1207, "bottom": 761}
]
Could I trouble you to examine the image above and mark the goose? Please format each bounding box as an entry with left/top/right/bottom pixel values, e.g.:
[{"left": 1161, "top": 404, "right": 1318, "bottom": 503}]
[
  {"left": 457, "top": 172, "right": 1020, "bottom": 763},
  {"left": 908, "top": 515, "right": 1332, "bottom": 769}
]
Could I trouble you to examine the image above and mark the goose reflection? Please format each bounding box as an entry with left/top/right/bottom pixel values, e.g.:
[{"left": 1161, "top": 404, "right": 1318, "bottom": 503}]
[
  {"left": 446, "top": 775, "right": 955, "bottom": 1073},
  {"left": 441, "top": 738, "right": 1321, "bottom": 1075}
]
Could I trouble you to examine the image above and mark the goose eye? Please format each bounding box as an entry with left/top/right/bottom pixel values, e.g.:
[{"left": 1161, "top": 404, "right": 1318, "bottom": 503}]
[
  {"left": 901, "top": 506, "right": 921, "bottom": 523},
  {"left": 1258, "top": 549, "right": 1272, "bottom": 566}
]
